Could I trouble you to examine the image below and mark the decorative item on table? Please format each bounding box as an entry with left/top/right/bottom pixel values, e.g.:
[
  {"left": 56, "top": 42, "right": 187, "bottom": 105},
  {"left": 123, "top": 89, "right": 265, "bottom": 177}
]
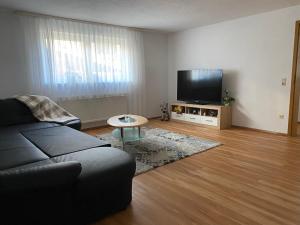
[
  {"left": 160, "top": 102, "right": 170, "bottom": 121},
  {"left": 119, "top": 115, "right": 136, "bottom": 123},
  {"left": 223, "top": 89, "right": 235, "bottom": 106}
]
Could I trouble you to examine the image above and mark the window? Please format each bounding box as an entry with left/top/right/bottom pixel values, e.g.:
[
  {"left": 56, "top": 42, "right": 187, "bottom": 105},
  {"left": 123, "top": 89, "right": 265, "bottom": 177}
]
[
  {"left": 43, "top": 33, "right": 129, "bottom": 85},
  {"left": 22, "top": 15, "right": 145, "bottom": 114}
]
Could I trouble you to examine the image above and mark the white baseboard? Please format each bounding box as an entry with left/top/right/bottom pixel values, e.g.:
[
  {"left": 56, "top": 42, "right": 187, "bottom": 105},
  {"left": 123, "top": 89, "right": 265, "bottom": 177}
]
[{"left": 81, "top": 119, "right": 108, "bottom": 130}]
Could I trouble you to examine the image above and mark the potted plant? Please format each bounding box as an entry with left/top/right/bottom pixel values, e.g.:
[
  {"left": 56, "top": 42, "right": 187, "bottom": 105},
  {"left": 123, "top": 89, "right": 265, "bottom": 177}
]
[{"left": 223, "top": 89, "right": 235, "bottom": 106}]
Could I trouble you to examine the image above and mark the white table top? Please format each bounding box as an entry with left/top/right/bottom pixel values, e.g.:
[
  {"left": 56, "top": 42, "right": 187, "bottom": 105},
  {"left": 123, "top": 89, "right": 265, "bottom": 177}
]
[{"left": 107, "top": 114, "right": 148, "bottom": 128}]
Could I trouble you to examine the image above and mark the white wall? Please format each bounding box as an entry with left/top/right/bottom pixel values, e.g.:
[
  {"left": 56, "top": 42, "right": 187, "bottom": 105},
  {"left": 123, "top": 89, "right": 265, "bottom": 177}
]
[
  {"left": 0, "top": 10, "right": 168, "bottom": 128},
  {"left": 168, "top": 6, "right": 300, "bottom": 133},
  {"left": 0, "top": 9, "right": 28, "bottom": 97},
  {"left": 143, "top": 31, "right": 168, "bottom": 117}
]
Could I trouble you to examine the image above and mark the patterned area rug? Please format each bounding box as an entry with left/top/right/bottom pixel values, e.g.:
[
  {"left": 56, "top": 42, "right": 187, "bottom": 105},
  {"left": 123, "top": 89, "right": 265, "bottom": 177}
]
[{"left": 97, "top": 127, "right": 221, "bottom": 175}]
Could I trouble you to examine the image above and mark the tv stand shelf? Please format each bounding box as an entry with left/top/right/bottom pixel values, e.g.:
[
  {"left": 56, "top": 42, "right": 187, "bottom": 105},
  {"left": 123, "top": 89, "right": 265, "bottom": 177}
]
[{"left": 171, "top": 102, "right": 231, "bottom": 130}]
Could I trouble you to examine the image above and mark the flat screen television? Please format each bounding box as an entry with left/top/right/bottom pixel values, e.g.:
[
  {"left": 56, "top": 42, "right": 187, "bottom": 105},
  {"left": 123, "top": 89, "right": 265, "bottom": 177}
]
[{"left": 177, "top": 69, "right": 223, "bottom": 104}]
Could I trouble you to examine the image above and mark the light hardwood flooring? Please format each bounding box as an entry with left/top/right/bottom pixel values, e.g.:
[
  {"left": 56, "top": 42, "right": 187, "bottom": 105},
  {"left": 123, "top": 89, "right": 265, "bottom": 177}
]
[{"left": 85, "top": 119, "right": 300, "bottom": 225}]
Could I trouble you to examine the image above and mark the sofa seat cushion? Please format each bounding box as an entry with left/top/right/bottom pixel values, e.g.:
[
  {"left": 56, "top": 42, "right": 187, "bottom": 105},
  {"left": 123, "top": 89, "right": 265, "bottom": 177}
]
[
  {"left": 21, "top": 126, "right": 110, "bottom": 157},
  {"left": 0, "top": 132, "right": 49, "bottom": 170},
  {"left": 53, "top": 147, "right": 136, "bottom": 196}
]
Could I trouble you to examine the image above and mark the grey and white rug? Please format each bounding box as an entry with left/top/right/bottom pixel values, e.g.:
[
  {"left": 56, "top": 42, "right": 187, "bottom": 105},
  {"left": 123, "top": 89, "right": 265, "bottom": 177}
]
[{"left": 97, "top": 127, "right": 221, "bottom": 175}]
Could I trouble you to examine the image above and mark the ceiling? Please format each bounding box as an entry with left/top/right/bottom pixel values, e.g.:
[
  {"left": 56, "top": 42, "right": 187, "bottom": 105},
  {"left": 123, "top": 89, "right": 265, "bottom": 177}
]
[{"left": 0, "top": 0, "right": 300, "bottom": 32}]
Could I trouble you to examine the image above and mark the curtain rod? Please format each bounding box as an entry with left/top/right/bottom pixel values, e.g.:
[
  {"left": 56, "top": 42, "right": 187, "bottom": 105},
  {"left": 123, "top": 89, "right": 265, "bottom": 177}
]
[{"left": 14, "top": 10, "right": 150, "bottom": 32}]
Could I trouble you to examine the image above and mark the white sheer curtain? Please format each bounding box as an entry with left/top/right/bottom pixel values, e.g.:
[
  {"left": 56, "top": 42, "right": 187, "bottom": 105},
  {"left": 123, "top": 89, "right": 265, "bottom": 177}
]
[{"left": 20, "top": 15, "right": 146, "bottom": 115}]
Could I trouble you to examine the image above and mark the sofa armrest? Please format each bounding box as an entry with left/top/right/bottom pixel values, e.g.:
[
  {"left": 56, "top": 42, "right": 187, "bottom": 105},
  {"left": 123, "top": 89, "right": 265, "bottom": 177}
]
[
  {"left": 0, "top": 161, "right": 82, "bottom": 193},
  {"left": 65, "top": 119, "right": 82, "bottom": 130}
]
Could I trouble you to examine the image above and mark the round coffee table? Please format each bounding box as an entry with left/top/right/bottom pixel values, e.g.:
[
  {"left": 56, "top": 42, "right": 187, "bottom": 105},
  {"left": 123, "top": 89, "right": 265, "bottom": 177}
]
[{"left": 107, "top": 114, "right": 148, "bottom": 146}]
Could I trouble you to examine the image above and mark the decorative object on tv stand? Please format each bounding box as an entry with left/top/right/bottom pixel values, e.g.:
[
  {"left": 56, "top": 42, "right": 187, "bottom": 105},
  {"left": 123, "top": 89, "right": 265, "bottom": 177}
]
[
  {"left": 208, "top": 109, "right": 218, "bottom": 117},
  {"left": 160, "top": 102, "right": 170, "bottom": 121},
  {"left": 223, "top": 89, "right": 235, "bottom": 106},
  {"left": 174, "top": 105, "right": 184, "bottom": 114}
]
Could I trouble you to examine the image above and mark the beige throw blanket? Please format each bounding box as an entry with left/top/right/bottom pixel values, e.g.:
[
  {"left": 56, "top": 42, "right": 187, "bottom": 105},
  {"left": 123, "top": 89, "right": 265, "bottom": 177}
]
[{"left": 16, "top": 95, "right": 78, "bottom": 124}]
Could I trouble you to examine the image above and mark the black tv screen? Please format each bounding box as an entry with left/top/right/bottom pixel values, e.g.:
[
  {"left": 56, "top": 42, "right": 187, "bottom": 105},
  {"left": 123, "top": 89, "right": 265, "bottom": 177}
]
[{"left": 177, "top": 69, "right": 223, "bottom": 104}]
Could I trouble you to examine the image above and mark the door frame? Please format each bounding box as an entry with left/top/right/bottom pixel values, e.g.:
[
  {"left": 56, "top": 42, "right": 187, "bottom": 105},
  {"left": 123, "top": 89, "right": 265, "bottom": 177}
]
[{"left": 288, "top": 21, "right": 300, "bottom": 136}]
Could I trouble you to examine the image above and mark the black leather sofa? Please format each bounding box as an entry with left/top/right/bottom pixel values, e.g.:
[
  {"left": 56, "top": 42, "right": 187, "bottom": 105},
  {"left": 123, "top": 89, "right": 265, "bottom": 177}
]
[{"left": 0, "top": 98, "right": 136, "bottom": 225}]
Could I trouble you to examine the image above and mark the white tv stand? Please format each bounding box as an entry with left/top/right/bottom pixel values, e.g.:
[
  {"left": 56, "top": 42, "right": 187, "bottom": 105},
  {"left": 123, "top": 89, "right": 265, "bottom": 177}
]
[{"left": 170, "top": 102, "right": 231, "bottom": 130}]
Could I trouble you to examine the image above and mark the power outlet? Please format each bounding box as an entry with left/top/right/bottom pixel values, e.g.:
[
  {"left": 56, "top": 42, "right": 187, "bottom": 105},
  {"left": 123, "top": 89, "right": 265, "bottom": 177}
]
[
  {"left": 282, "top": 78, "right": 287, "bottom": 86},
  {"left": 279, "top": 114, "right": 284, "bottom": 119}
]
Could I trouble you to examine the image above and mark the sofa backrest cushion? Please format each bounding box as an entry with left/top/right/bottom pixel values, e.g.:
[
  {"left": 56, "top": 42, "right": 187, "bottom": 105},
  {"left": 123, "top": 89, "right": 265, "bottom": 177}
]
[{"left": 0, "top": 98, "right": 37, "bottom": 127}]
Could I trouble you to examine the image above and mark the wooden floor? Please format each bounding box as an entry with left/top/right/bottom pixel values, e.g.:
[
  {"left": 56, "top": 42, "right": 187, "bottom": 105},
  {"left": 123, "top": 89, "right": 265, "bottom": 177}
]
[{"left": 85, "top": 119, "right": 300, "bottom": 225}]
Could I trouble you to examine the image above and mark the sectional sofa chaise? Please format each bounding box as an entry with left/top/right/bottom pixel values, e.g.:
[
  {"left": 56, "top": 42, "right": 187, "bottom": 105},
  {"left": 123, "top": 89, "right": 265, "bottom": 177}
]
[{"left": 0, "top": 98, "right": 136, "bottom": 225}]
